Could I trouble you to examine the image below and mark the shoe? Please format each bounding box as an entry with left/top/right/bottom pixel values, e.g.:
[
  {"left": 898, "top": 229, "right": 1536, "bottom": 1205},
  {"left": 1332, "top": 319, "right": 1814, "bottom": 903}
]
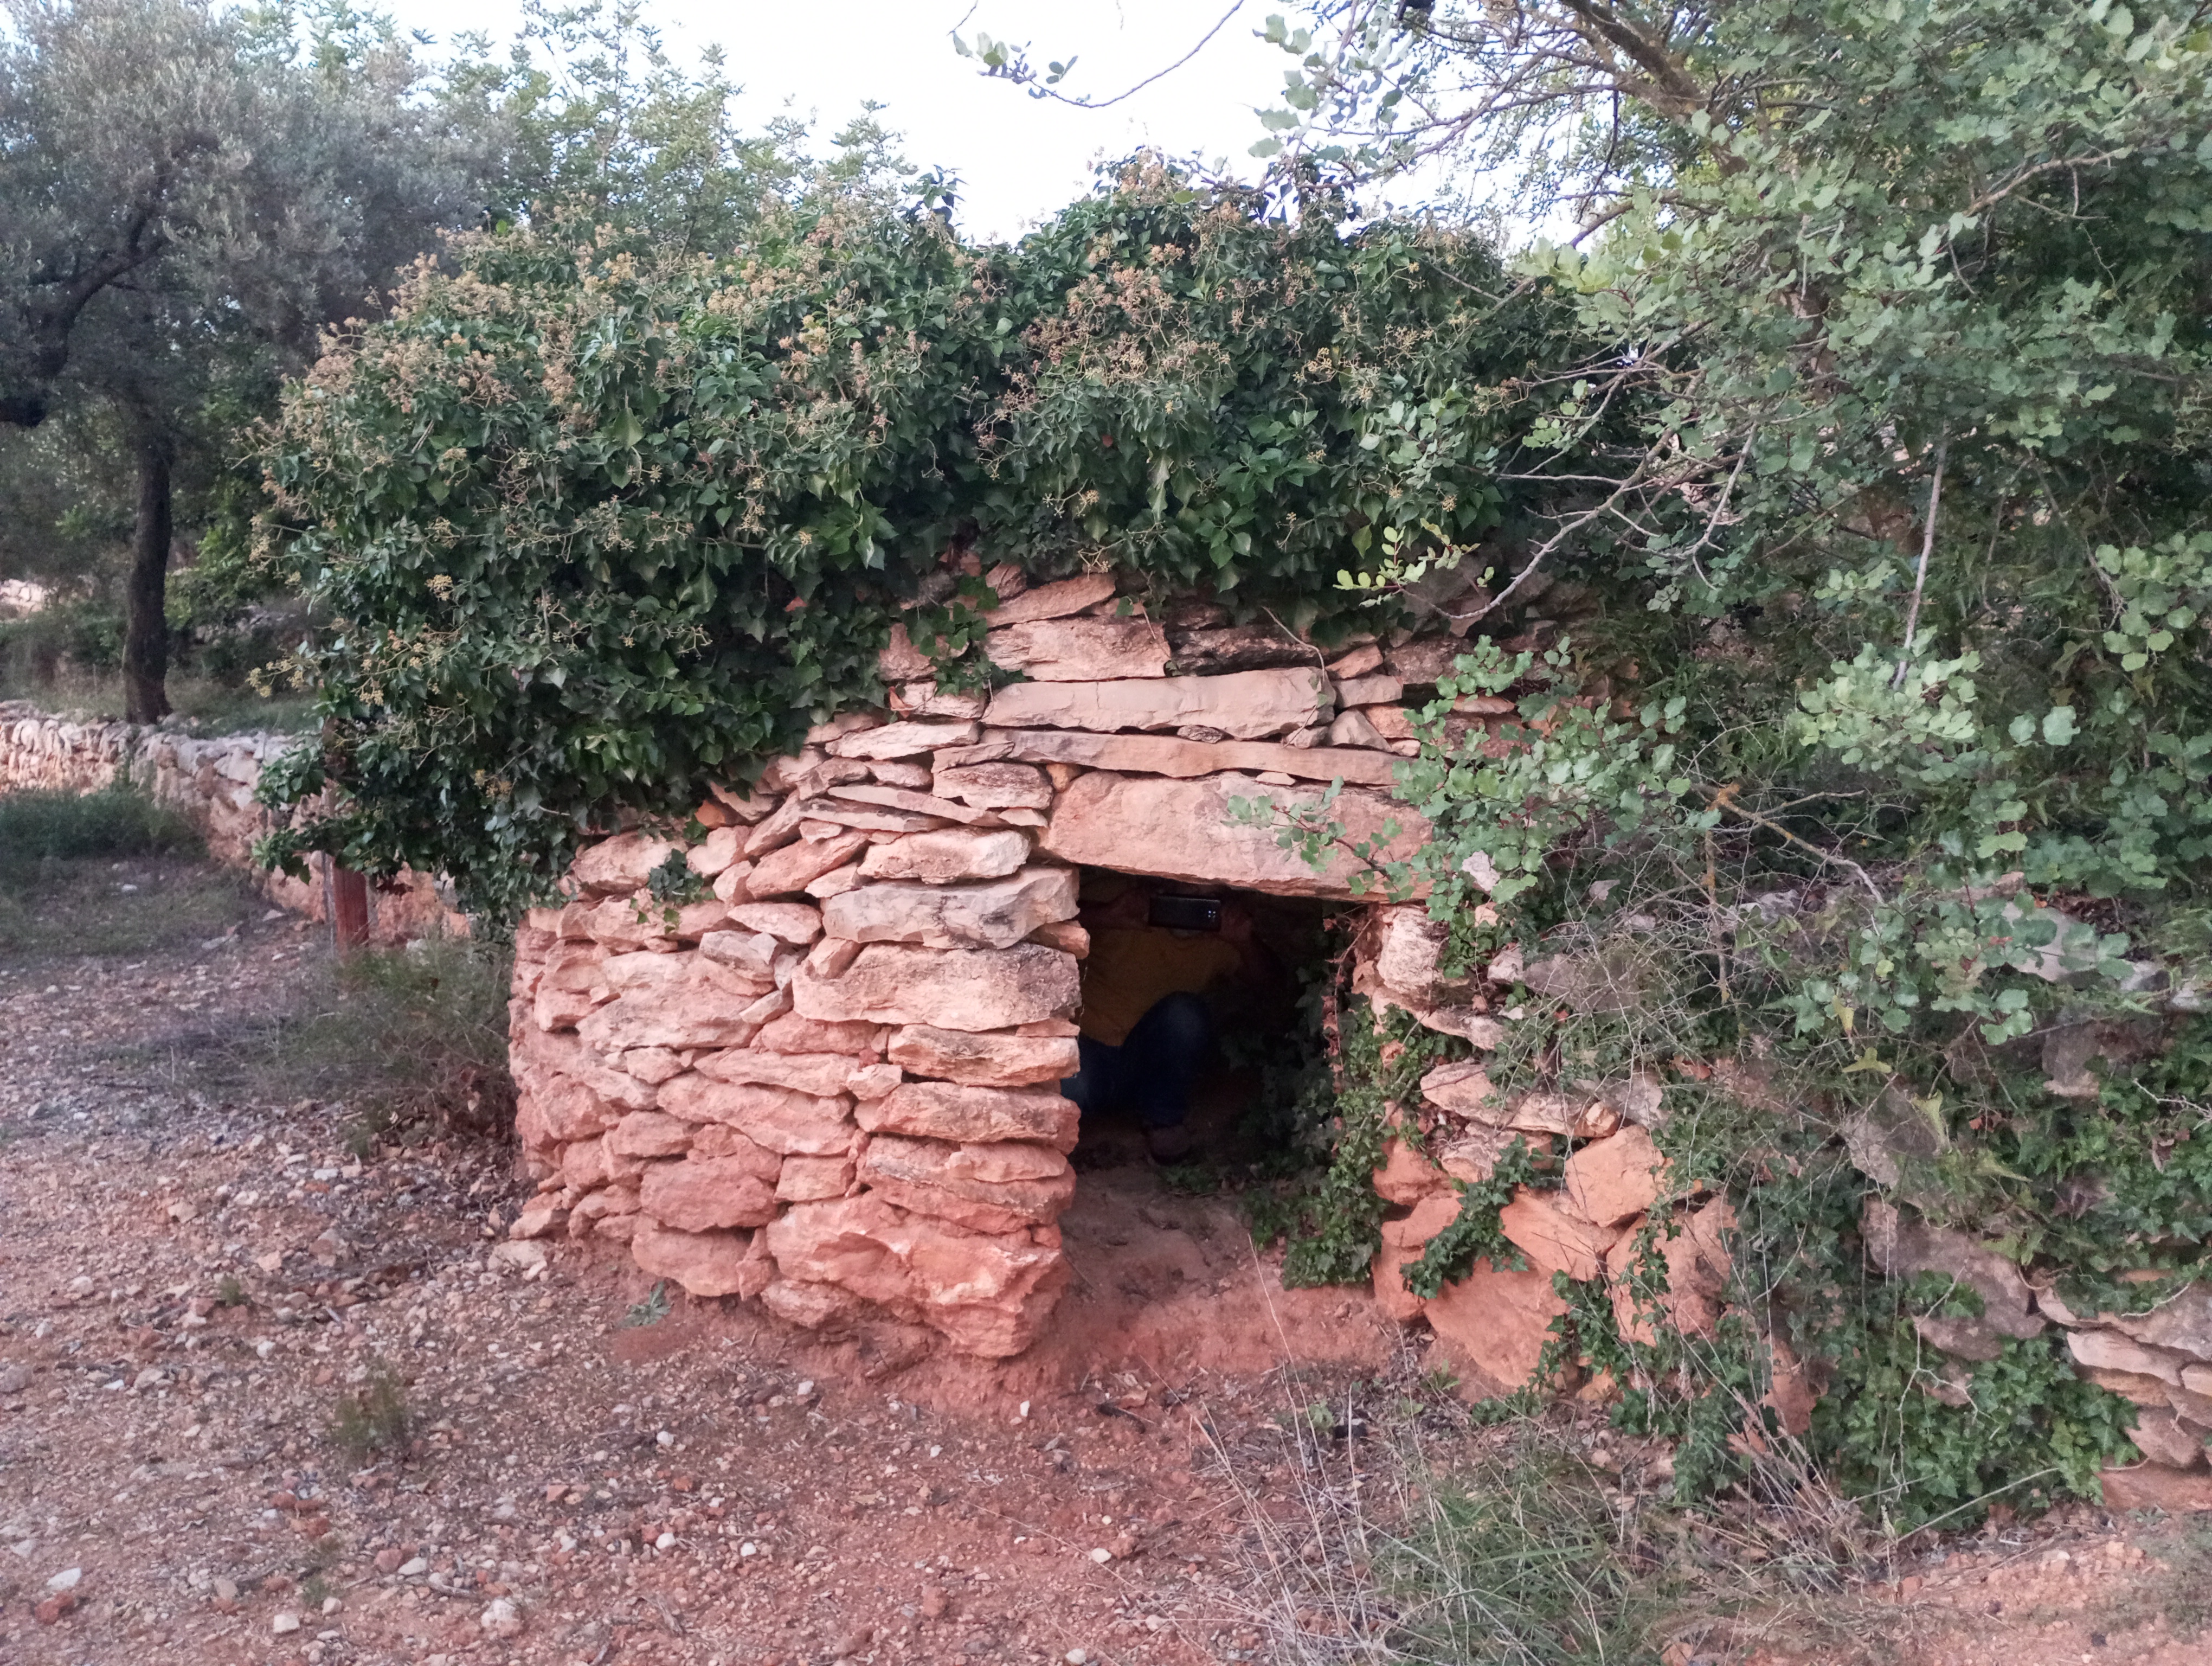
[{"left": 1145, "top": 1124, "right": 1195, "bottom": 1164}]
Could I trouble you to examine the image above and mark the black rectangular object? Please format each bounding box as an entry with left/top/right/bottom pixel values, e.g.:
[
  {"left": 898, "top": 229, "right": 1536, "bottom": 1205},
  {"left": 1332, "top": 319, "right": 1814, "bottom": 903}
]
[{"left": 1148, "top": 894, "right": 1223, "bottom": 932}]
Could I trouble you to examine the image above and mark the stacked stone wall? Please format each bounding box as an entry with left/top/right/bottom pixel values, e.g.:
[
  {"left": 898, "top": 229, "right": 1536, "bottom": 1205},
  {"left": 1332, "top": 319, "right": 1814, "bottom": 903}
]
[
  {"left": 504, "top": 571, "right": 1555, "bottom": 1357},
  {"left": 0, "top": 702, "right": 454, "bottom": 941}
]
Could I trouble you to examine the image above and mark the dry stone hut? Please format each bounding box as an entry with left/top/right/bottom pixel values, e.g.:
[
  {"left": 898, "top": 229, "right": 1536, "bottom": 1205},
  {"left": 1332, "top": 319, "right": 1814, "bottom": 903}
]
[
  {"left": 488, "top": 566, "right": 2212, "bottom": 1497},
  {"left": 502, "top": 567, "right": 1671, "bottom": 1387}
]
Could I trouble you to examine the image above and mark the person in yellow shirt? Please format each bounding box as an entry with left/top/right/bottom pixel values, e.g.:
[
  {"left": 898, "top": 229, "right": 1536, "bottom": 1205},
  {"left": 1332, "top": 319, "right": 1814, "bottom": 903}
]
[{"left": 1060, "top": 877, "right": 1277, "bottom": 1162}]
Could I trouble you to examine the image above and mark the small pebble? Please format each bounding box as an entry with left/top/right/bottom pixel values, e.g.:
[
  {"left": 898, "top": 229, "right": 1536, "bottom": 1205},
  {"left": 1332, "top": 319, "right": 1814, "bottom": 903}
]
[
  {"left": 654, "top": 1532, "right": 677, "bottom": 1550},
  {"left": 1088, "top": 1547, "right": 1112, "bottom": 1564},
  {"left": 272, "top": 1612, "right": 301, "bottom": 1635},
  {"left": 44, "top": 1567, "right": 81, "bottom": 1592}
]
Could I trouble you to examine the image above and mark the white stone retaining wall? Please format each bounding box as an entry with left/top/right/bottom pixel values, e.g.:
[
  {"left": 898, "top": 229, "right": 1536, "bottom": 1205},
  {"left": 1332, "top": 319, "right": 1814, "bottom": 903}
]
[{"left": 0, "top": 701, "right": 453, "bottom": 942}]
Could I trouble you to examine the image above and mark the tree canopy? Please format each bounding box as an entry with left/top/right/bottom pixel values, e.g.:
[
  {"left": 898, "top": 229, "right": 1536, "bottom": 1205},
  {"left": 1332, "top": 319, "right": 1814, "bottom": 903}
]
[{"left": 0, "top": 0, "right": 489, "bottom": 716}]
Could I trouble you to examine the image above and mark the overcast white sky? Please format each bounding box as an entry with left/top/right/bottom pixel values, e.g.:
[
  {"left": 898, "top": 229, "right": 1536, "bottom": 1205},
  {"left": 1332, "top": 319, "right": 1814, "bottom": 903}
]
[{"left": 377, "top": 0, "right": 1294, "bottom": 243}]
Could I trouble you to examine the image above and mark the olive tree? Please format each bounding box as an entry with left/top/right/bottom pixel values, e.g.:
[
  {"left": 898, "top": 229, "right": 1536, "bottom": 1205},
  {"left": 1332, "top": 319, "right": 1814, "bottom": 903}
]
[{"left": 0, "top": 0, "right": 486, "bottom": 719}]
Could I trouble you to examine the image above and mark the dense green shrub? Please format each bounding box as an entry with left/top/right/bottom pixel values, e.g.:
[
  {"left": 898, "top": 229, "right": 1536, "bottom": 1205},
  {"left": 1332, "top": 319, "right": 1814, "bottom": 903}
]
[{"left": 248, "top": 166, "right": 1577, "bottom": 915}]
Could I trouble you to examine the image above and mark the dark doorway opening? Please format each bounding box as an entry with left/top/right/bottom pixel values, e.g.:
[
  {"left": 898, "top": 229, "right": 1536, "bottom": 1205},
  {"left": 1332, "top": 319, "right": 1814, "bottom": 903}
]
[{"left": 1065, "top": 864, "right": 1345, "bottom": 1174}]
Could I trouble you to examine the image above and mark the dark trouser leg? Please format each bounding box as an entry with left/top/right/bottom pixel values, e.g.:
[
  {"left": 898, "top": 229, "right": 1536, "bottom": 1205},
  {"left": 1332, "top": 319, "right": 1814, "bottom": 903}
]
[
  {"left": 1060, "top": 1034, "right": 1121, "bottom": 1125},
  {"left": 1116, "top": 991, "right": 1214, "bottom": 1130}
]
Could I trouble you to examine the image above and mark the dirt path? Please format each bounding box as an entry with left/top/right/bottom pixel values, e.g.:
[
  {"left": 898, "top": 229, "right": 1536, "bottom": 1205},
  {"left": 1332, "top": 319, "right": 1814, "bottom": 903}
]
[{"left": 1, "top": 862, "right": 2209, "bottom": 1666}]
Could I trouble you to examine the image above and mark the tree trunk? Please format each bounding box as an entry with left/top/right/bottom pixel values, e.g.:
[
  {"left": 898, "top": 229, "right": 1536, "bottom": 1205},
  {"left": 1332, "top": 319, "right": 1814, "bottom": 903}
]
[{"left": 124, "top": 430, "right": 173, "bottom": 723}]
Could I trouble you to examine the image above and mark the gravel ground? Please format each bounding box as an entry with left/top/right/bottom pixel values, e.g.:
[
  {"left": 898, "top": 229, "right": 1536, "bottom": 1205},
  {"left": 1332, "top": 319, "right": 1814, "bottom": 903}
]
[{"left": 2, "top": 860, "right": 2209, "bottom": 1666}]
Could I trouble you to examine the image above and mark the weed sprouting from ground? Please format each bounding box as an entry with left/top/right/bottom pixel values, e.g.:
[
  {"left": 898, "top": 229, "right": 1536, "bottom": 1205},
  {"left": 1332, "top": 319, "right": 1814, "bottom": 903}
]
[
  {"left": 1213, "top": 1364, "right": 1904, "bottom": 1666},
  {"left": 213, "top": 935, "right": 516, "bottom": 1142},
  {"left": 330, "top": 1364, "right": 413, "bottom": 1460},
  {"left": 623, "top": 1281, "right": 672, "bottom": 1328}
]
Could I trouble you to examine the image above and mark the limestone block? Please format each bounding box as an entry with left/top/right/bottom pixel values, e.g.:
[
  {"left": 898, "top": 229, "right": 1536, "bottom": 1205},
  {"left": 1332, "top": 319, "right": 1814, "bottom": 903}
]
[
  {"left": 756, "top": 1013, "right": 883, "bottom": 1056},
  {"left": 2100, "top": 1463, "right": 2212, "bottom": 1512},
  {"left": 748, "top": 830, "right": 870, "bottom": 897},
  {"left": 1371, "top": 906, "right": 1474, "bottom": 1008},
  {"left": 1606, "top": 1197, "right": 1734, "bottom": 1345},
  {"left": 1040, "top": 771, "right": 1427, "bottom": 899},
  {"left": 763, "top": 1196, "right": 1071, "bottom": 1356},
  {"left": 792, "top": 942, "right": 1079, "bottom": 1030},
  {"left": 823, "top": 867, "right": 1078, "bottom": 951},
  {"left": 847, "top": 1062, "right": 903, "bottom": 1099},
  {"left": 869, "top": 760, "right": 934, "bottom": 790},
  {"left": 891, "top": 680, "right": 991, "bottom": 721},
  {"left": 2108, "top": 1286, "right": 2212, "bottom": 1362},
  {"left": 858, "top": 1133, "right": 1076, "bottom": 1232},
  {"left": 1027, "top": 919, "right": 1089, "bottom": 957},
  {"left": 562, "top": 1135, "right": 640, "bottom": 1191},
  {"left": 987, "top": 617, "right": 1169, "bottom": 682},
  {"left": 512, "top": 1027, "right": 659, "bottom": 1113},
  {"left": 981, "top": 572, "right": 1116, "bottom": 625},
  {"left": 707, "top": 781, "right": 778, "bottom": 823},
  {"left": 582, "top": 896, "right": 673, "bottom": 953},
  {"left": 827, "top": 720, "right": 981, "bottom": 760},
  {"left": 1361, "top": 706, "right": 1418, "bottom": 742},
  {"left": 695, "top": 1048, "right": 859, "bottom": 1099},
  {"left": 533, "top": 946, "right": 611, "bottom": 1032},
  {"left": 826, "top": 783, "right": 1002, "bottom": 827},
  {"left": 1373, "top": 1136, "right": 1450, "bottom": 1206},
  {"left": 567, "top": 1183, "right": 638, "bottom": 1236},
  {"left": 858, "top": 829, "right": 1032, "bottom": 885},
  {"left": 1166, "top": 623, "right": 1318, "bottom": 674},
  {"left": 571, "top": 830, "right": 681, "bottom": 895},
  {"left": 1498, "top": 1188, "right": 1619, "bottom": 1281},
  {"left": 931, "top": 762, "right": 1053, "bottom": 810},
  {"left": 743, "top": 795, "right": 809, "bottom": 859},
  {"left": 776, "top": 1155, "right": 857, "bottom": 1202},
  {"left": 1863, "top": 1199, "right": 2044, "bottom": 1353},
  {"left": 631, "top": 1220, "right": 770, "bottom": 1299},
  {"left": 699, "top": 928, "right": 782, "bottom": 980},
  {"left": 607, "top": 1110, "right": 695, "bottom": 1158},
  {"left": 879, "top": 623, "right": 934, "bottom": 682},
  {"left": 795, "top": 799, "right": 949, "bottom": 835},
  {"left": 2070, "top": 1329, "right": 2187, "bottom": 1386},
  {"left": 859, "top": 1080, "right": 1080, "bottom": 1152},
  {"left": 761, "top": 1277, "right": 866, "bottom": 1330},
  {"left": 984, "top": 666, "right": 1330, "bottom": 740},
  {"left": 657, "top": 1075, "right": 856, "bottom": 1156},
  {"left": 1424, "top": 1258, "right": 1571, "bottom": 1391},
  {"left": 886, "top": 1025, "right": 1080, "bottom": 1087},
  {"left": 937, "top": 727, "right": 1400, "bottom": 788},
  {"left": 1420, "top": 1061, "right": 1496, "bottom": 1118},
  {"left": 576, "top": 959, "right": 770, "bottom": 1053},
  {"left": 670, "top": 900, "right": 730, "bottom": 940},
  {"left": 805, "top": 862, "right": 865, "bottom": 900},
  {"left": 516, "top": 1077, "right": 617, "bottom": 1150},
  {"left": 1328, "top": 644, "right": 1384, "bottom": 678},
  {"left": 1327, "top": 709, "right": 1390, "bottom": 751},
  {"left": 2126, "top": 1408, "right": 2207, "bottom": 1470},
  {"left": 686, "top": 1124, "right": 786, "bottom": 1177},
  {"left": 725, "top": 902, "right": 823, "bottom": 943},
  {"left": 640, "top": 1156, "right": 781, "bottom": 1232},
  {"left": 1373, "top": 1194, "right": 1463, "bottom": 1323},
  {"left": 1564, "top": 1127, "right": 1666, "bottom": 1227},
  {"left": 1334, "top": 674, "right": 1405, "bottom": 707}
]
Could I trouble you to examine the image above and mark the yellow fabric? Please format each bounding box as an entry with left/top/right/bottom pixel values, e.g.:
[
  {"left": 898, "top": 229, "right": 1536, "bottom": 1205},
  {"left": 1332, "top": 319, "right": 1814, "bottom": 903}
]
[{"left": 1078, "top": 927, "right": 1244, "bottom": 1045}]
